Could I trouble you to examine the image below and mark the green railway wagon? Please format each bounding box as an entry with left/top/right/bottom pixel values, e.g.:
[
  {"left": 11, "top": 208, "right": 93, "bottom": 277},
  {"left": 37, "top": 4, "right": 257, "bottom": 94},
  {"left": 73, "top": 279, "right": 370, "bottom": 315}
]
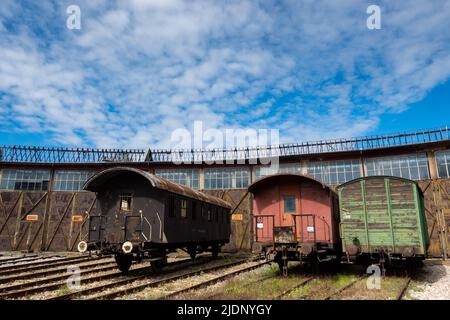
[{"left": 337, "top": 176, "right": 429, "bottom": 264}]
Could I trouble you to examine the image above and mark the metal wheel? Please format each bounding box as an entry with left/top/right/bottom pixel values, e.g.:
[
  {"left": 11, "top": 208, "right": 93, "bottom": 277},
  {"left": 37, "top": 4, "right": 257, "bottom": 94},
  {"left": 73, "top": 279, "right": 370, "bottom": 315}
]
[
  {"left": 151, "top": 256, "right": 167, "bottom": 273},
  {"left": 188, "top": 246, "right": 197, "bottom": 260},
  {"left": 211, "top": 245, "right": 219, "bottom": 259},
  {"left": 115, "top": 254, "right": 132, "bottom": 274}
]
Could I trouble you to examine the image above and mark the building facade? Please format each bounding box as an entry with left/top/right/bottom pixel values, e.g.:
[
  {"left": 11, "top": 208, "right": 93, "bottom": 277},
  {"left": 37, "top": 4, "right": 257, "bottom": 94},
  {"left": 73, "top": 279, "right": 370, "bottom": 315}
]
[{"left": 0, "top": 127, "right": 449, "bottom": 258}]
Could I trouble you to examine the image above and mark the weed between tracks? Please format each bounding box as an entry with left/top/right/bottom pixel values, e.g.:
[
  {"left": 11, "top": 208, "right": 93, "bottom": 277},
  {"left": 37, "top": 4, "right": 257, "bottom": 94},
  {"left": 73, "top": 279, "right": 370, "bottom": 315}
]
[
  {"left": 332, "top": 276, "right": 408, "bottom": 300},
  {"left": 55, "top": 285, "right": 72, "bottom": 297},
  {"left": 286, "top": 274, "right": 357, "bottom": 299}
]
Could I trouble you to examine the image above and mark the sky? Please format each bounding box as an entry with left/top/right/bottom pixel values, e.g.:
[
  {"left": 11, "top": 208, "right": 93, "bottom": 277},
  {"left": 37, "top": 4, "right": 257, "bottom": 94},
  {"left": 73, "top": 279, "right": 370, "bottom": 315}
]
[{"left": 0, "top": 0, "right": 450, "bottom": 150}]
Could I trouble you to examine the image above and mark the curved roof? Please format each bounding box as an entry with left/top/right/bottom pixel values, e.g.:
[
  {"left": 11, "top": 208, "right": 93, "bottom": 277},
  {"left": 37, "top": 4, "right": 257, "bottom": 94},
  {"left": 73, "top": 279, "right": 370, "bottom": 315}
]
[
  {"left": 83, "top": 167, "right": 231, "bottom": 208},
  {"left": 248, "top": 173, "right": 333, "bottom": 193},
  {"left": 337, "top": 175, "right": 420, "bottom": 189}
]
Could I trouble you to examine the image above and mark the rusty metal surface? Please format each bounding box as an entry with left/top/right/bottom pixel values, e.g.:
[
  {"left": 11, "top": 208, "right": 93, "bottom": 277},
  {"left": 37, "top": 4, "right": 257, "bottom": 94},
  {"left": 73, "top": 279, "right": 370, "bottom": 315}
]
[
  {"left": 249, "top": 173, "right": 340, "bottom": 247},
  {"left": 248, "top": 173, "right": 333, "bottom": 193},
  {"left": 84, "top": 167, "right": 231, "bottom": 209}
]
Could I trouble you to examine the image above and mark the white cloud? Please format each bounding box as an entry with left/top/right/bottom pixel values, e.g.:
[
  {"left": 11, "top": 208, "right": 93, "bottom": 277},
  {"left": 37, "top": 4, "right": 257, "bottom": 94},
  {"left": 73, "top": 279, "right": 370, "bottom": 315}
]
[{"left": 0, "top": 0, "right": 449, "bottom": 149}]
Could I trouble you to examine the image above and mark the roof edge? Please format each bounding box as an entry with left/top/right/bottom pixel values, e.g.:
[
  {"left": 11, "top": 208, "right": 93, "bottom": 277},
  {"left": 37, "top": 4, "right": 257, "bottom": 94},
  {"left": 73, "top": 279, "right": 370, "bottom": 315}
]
[
  {"left": 248, "top": 173, "right": 333, "bottom": 193},
  {"left": 84, "top": 167, "right": 232, "bottom": 208}
]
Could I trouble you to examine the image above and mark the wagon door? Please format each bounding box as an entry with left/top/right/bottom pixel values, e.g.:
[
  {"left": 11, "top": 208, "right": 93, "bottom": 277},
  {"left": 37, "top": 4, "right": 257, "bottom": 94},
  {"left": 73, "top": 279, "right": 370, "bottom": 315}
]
[
  {"left": 88, "top": 215, "right": 104, "bottom": 243},
  {"left": 339, "top": 180, "right": 369, "bottom": 254},
  {"left": 362, "top": 178, "right": 395, "bottom": 252},
  {"left": 278, "top": 183, "right": 300, "bottom": 227},
  {"left": 91, "top": 191, "right": 125, "bottom": 244}
]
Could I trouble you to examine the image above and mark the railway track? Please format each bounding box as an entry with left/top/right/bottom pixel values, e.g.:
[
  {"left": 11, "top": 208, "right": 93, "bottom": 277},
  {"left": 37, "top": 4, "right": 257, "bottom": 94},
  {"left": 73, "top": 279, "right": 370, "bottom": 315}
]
[
  {"left": 158, "top": 261, "right": 269, "bottom": 300},
  {"left": 59, "top": 256, "right": 265, "bottom": 300},
  {"left": 0, "top": 254, "right": 39, "bottom": 265},
  {"left": 1, "top": 254, "right": 222, "bottom": 299},
  {"left": 0, "top": 261, "right": 125, "bottom": 299},
  {"left": 0, "top": 255, "right": 101, "bottom": 277},
  {"left": 322, "top": 276, "right": 365, "bottom": 300},
  {"left": 204, "top": 272, "right": 279, "bottom": 300},
  {"left": 0, "top": 255, "right": 52, "bottom": 266},
  {"left": 320, "top": 274, "right": 411, "bottom": 300},
  {"left": 275, "top": 277, "right": 314, "bottom": 299},
  {"left": 0, "top": 257, "right": 115, "bottom": 285},
  {"left": 396, "top": 277, "right": 412, "bottom": 300},
  {"left": 47, "top": 257, "right": 214, "bottom": 300}
]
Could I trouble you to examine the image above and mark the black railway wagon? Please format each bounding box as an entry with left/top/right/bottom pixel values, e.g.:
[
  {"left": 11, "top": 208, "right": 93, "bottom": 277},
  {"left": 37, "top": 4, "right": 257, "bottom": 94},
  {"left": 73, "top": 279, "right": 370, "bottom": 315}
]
[
  {"left": 337, "top": 176, "right": 429, "bottom": 267},
  {"left": 77, "top": 167, "right": 232, "bottom": 273}
]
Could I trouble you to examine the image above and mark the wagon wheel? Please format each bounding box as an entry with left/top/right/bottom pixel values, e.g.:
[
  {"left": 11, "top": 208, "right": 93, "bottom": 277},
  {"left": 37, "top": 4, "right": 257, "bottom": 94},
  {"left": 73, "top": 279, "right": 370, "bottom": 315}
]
[
  {"left": 276, "top": 260, "right": 284, "bottom": 273},
  {"left": 211, "top": 244, "right": 220, "bottom": 259},
  {"left": 115, "top": 254, "right": 133, "bottom": 274},
  {"left": 151, "top": 256, "right": 167, "bottom": 273},
  {"left": 187, "top": 246, "right": 197, "bottom": 260}
]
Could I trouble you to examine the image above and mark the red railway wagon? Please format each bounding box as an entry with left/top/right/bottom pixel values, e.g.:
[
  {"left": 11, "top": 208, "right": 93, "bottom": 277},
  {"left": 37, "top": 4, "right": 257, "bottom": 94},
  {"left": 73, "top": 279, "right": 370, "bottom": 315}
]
[{"left": 248, "top": 173, "right": 341, "bottom": 274}]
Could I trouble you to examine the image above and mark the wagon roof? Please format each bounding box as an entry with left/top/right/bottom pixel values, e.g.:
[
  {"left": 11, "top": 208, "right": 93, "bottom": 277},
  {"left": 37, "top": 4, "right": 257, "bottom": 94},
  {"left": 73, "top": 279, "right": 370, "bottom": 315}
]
[
  {"left": 83, "top": 167, "right": 232, "bottom": 208},
  {"left": 337, "top": 175, "right": 421, "bottom": 190},
  {"left": 248, "top": 173, "right": 333, "bottom": 193}
]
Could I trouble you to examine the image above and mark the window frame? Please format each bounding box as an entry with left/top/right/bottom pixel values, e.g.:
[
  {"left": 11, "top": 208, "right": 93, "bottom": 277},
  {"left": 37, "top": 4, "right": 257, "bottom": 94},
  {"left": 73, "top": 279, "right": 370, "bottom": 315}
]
[
  {"left": 180, "top": 199, "right": 188, "bottom": 218},
  {"left": 119, "top": 193, "right": 133, "bottom": 212},
  {"left": 283, "top": 195, "right": 297, "bottom": 214}
]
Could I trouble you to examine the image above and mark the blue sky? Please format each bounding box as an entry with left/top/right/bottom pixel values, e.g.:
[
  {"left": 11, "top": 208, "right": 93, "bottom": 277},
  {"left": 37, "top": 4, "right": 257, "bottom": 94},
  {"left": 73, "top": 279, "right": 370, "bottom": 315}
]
[{"left": 0, "top": 0, "right": 450, "bottom": 149}]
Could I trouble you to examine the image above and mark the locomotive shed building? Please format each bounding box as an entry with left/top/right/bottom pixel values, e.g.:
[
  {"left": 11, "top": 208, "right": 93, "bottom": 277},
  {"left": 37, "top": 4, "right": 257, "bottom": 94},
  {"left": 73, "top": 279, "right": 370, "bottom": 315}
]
[{"left": 0, "top": 126, "right": 449, "bottom": 259}]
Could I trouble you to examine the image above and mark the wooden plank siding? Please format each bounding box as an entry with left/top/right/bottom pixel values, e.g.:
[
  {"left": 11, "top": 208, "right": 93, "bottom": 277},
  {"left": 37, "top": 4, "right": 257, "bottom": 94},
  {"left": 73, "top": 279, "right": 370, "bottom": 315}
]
[{"left": 338, "top": 177, "right": 429, "bottom": 257}]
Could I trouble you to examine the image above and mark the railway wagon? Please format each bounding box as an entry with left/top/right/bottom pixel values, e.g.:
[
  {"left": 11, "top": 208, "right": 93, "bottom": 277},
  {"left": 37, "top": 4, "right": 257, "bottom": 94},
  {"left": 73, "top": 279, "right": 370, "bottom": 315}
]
[
  {"left": 337, "top": 176, "right": 429, "bottom": 267},
  {"left": 249, "top": 173, "right": 341, "bottom": 275},
  {"left": 77, "top": 167, "right": 232, "bottom": 273}
]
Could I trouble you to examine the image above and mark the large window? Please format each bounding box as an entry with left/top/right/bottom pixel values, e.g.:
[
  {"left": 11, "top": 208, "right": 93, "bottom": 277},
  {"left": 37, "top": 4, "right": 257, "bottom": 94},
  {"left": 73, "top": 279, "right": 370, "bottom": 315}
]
[
  {"left": 307, "top": 159, "right": 361, "bottom": 185},
  {"left": 365, "top": 153, "right": 429, "bottom": 180},
  {"left": 0, "top": 169, "right": 50, "bottom": 191},
  {"left": 253, "top": 163, "right": 302, "bottom": 181},
  {"left": 204, "top": 167, "right": 249, "bottom": 189},
  {"left": 155, "top": 168, "right": 200, "bottom": 189},
  {"left": 436, "top": 150, "right": 450, "bottom": 178},
  {"left": 53, "top": 171, "right": 96, "bottom": 191}
]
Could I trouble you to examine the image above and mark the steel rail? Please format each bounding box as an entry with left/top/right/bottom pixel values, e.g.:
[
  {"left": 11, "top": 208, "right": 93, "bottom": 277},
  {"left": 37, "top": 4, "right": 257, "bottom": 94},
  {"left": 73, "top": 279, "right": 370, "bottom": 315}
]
[
  {"left": 49, "top": 256, "right": 214, "bottom": 300},
  {"left": 0, "top": 255, "right": 43, "bottom": 265},
  {"left": 396, "top": 277, "right": 412, "bottom": 300},
  {"left": 275, "top": 277, "right": 314, "bottom": 299},
  {"left": 196, "top": 273, "right": 277, "bottom": 300},
  {"left": 0, "top": 255, "right": 99, "bottom": 276},
  {"left": 0, "top": 260, "right": 137, "bottom": 298},
  {"left": 0, "top": 258, "right": 114, "bottom": 285},
  {"left": 86, "top": 256, "right": 263, "bottom": 300},
  {"left": 322, "top": 276, "right": 366, "bottom": 300},
  {"left": 157, "top": 261, "right": 269, "bottom": 300}
]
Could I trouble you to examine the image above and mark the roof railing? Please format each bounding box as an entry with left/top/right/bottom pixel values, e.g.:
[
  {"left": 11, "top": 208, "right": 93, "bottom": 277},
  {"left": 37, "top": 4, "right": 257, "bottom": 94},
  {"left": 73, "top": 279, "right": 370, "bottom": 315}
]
[{"left": 0, "top": 126, "right": 448, "bottom": 164}]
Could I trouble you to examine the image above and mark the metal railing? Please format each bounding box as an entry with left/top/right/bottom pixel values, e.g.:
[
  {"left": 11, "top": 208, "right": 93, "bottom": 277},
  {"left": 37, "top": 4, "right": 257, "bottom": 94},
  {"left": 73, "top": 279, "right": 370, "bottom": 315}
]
[
  {"left": 0, "top": 146, "right": 146, "bottom": 163},
  {"left": 254, "top": 214, "right": 275, "bottom": 243},
  {"left": 254, "top": 213, "right": 332, "bottom": 244},
  {"left": 1, "top": 126, "right": 449, "bottom": 164}
]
